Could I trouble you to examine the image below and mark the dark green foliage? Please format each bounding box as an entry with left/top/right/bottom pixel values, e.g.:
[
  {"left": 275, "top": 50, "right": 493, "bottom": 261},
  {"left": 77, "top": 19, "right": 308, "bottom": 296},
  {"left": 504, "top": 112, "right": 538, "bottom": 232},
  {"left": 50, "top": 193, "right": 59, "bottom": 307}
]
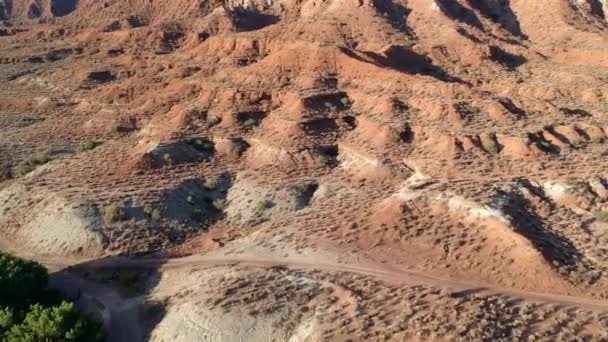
[
  {"left": 5, "top": 302, "right": 104, "bottom": 342},
  {"left": 0, "top": 253, "right": 105, "bottom": 341},
  {"left": 0, "top": 253, "right": 48, "bottom": 308}
]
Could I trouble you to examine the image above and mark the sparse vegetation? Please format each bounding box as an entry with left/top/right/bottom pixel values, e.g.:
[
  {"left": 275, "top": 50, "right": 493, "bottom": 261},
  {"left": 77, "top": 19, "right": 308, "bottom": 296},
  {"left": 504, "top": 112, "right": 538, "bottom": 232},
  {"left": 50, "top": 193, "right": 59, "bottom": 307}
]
[
  {"left": 391, "top": 128, "right": 402, "bottom": 143},
  {"left": 187, "top": 195, "right": 196, "bottom": 205},
  {"left": 481, "top": 137, "right": 500, "bottom": 155},
  {"left": 340, "top": 96, "right": 351, "bottom": 107},
  {"left": 242, "top": 118, "right": 257, "bottom": 128},
  {"left": 144, "top": 205, "right": 162, "bottom": 222},
  {"left": 207, "top": 115, "right": 221, "bottom": 127},
  {"left": 189, "top": 139, "right": 214, "bottom": 152},
  {"left": 77, "top": 139, "right": 99, "bottom": 152},
  {"left": 212, "top": 198, "right": 226, "bottom": 211},
  {"left": 163, "top": 153, "right": 173, "bottom": 166},
  {"left": 255, "top": 199, "right": 272, "bottom": 211},
  {"left": 203, "top": 178, "right": 217, "bottom": 191},
  {"left": 103, "top": 203, "right": 125, "bottom": 223},
  {"left": 594, "top": 211, "right": 608, "bottom": 222},
  {"left": 11, "top": 150, "right": 50, "bottom": 177}
]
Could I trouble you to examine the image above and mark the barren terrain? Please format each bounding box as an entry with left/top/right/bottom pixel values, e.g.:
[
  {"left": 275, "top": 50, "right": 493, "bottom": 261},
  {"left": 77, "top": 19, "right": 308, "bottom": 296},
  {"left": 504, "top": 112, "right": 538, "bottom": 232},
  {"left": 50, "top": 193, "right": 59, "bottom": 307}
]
[{"left": 3, "top": 0, "right": 608, "bottom": 340}]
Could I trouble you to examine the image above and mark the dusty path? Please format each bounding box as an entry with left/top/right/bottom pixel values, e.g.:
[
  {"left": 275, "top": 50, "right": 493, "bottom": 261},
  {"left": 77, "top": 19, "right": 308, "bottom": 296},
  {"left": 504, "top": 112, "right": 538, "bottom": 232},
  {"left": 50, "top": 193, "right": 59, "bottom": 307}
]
[
  {"left": 69, "top": 254, "right": 608, "bottom": 310},
  {"left": 7, "top": 249, "right": 607, "bottom": 341}
]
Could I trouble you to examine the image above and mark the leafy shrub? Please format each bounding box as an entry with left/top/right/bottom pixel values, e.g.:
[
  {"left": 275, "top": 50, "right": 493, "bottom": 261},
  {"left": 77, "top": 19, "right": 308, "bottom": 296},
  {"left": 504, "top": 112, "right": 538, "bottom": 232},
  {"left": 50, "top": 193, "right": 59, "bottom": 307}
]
[
  {"left": 0, "top": 254, "right": 48, "bottom": 308},
  {"left": 5, "top": 302, "right": 104, "bottom": 342}
]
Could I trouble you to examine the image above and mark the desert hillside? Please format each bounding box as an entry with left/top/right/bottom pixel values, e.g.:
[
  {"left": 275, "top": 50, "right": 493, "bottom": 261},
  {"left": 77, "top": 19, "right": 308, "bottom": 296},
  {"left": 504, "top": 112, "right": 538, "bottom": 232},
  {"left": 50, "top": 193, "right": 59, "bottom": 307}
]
[{"left": 2, "top": 0, "right": 608, "bottom": 340}]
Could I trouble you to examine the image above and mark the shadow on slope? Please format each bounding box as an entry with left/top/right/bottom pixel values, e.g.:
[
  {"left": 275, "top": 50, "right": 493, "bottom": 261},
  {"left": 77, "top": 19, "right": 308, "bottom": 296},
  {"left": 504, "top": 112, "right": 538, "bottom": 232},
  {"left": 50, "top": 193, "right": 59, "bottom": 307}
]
[
  {"left": 231, "top": 8, "right": 279, "bottom": 32},
  {"left": 493, "top": 184, "right": 582, "bottom": 270},
  {"left": 341, "top": 45, "right": 469, "bottom": 84},
  {"left": 435, "top": 0, "right": 484, "bottom": 31},
  {"left": 51, "top": 0, "right": 78, "bottom": 17},
  {"left": 467, "top": 0, "right": 527, "bottom": 38},
  {"left": 50, "top": 256, "right": 168, "bottom": 342}
]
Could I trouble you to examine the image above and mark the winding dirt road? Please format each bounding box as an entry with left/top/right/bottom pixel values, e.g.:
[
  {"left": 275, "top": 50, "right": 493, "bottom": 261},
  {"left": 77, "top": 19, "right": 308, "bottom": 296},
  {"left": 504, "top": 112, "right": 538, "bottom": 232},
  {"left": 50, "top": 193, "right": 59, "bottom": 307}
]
[{"left": 30, "top": 252, "right": 608, "bottom": 341}]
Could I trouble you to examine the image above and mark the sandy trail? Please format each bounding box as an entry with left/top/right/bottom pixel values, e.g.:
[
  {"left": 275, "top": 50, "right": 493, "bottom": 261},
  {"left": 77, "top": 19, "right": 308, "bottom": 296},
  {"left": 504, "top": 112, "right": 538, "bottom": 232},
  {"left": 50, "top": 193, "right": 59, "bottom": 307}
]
[{"left": 0, "top": 245, "right": 605, "bottom": 341}]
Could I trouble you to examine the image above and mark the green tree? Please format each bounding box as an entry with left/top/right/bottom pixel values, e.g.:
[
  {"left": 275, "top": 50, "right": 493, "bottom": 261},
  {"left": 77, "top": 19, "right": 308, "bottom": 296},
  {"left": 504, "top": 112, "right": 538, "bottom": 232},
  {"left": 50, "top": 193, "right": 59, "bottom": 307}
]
[
  {"left": 0, "top": 307, "right": 15, "bottom": 336},
  {"left": 5, "top": 302, "right": 104, "bottom": 342},
  {"left": 0, "top": 253, "right": 105, "bottom": 341},
  {"left": 0, "top": 253, "right": 48, "bottom": 309}
]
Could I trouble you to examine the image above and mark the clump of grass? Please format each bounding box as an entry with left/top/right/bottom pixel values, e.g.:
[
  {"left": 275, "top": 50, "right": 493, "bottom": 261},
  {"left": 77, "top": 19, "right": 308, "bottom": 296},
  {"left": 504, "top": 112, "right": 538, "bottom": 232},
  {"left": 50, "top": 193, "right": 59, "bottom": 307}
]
[
  {"left": 594, "top": 211, "right": 608, "bottom": 222},
  {"left": 12, "top": 162, "right": 36, "bottom": 178},
  {"left": 163, "top": 153, "right": 173, "bottom": 166},
  {"left": 340, "top": 97, "right": 352, "bottom": 107},
  {"left": 212, "top": 199, "right": 226, "bottom": 211},
  {"left": 207, "top": 116, "right": 221, "bottom": 128},
  {"left": 339, "top": 80, "right": 352, "bottom": 89},
  {"left": 242, "top": 118, "right": 257, "bottom": 128},
  {"left": 187, "top": 195, "right": 196, "bottom": 205},
  {"left": 255, "top": 199, "right": 272, "bottom": 212},
  {"left": 103, "top": 203, "right": 125, "bottom": 223},
  {"left": 391, "top": 128, "right": 402, "bottom": 143},
  {"left": 481, "top": 135, "right": 500, "bottom": 155},
  {"left": 144, "top": 205, "right": 162, "bottom": 222},
  {"left": 189, "top": 139, "right": 214, "bottom": 152},
  {"left": 12, "top": 150, "right": 50, "bottom": 177},
  {"left": 77, "top": 139, "right": 99, "bottom": 152},
  {"left": 203, "top": 178, "right": 217, "bottom": 191}
]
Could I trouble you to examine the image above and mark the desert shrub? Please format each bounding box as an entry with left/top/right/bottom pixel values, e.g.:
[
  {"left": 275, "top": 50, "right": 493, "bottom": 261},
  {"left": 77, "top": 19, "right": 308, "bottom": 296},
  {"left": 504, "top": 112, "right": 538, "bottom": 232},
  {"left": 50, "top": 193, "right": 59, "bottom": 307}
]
[
  {"left": 203, "top": 178, "right": 217, "bottom": 191},
  {"left": 143, "top": 205, "right": 162, "bottom": 222},
  {"left": 481, "top": 138, "right": 500, "bottom": 155},
  {"left": 12, "top": 151, "right": 50, "bottom": 177},
  {"left": 162, "top": 153, "right": 173, "bottom": 166},
  {"left": 77, "top": 140, "right": 99, "bottom": 152},
  {"left": 207, "top": 116, "right": 221, "bottom": 128},
  {"left": 150, "top": 209, "right": 162, "bottom": 222},
  {"left": 12, "top": 162, "right": 36, "bottom": 178},
  {"left": 391, "top": 128, "right": 402, "bottom": 143},
  {"left": 594, "top": 211, "right": 608, "bottom": 222},
  {"left": 103, "top": 203, "right": 124, "bottom": 223},
  {"left": 188, "top": 139, "right": 214, "bottom": 152},
  {"left": 242, "top": 118, "right": 257, "bottom": 128},
  {"left": 0, "top": 253, "right": 104, "bottom": 341},
  {"left": 340, "top": 96, "right": 351, "bottom": 107},
  {"left": 255, "top": 199, "right": 271, "bottom": 211},
  {"left": 212, "top": 199, "right": 226, "bottom": 211}
]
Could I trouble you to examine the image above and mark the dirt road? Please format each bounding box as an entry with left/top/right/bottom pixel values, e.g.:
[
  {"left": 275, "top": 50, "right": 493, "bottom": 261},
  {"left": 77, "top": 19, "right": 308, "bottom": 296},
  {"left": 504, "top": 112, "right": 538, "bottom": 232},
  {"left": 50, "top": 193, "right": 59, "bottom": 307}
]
[{"left": 27, "top": 252, "right": 608, "bottom": 341}]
